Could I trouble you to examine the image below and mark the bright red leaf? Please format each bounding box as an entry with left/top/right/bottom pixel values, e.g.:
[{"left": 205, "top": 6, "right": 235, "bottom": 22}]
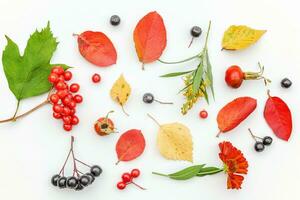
[
  {"left": 133, "top": 11, "right": 167, "bottom": 65},
  {"left": 217, "top": 97, "right": 257, "bottom": 136},
  {"left": 115, "top": 129, "right": 146, "bottom": 164},
  {"left": 76, "top": 31, "right": 117, "bottom": 67},
  {"left": 264, "top": 95, "right": 292, "bottom": 141}
]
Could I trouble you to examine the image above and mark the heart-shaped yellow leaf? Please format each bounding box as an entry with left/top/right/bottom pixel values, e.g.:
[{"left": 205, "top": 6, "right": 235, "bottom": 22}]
[{"left": 222, "top": 25, "right": 266, "bottom": 50}]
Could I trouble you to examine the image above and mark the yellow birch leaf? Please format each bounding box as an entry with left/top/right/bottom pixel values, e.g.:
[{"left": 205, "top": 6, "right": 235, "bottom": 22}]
[
  {"left": 110, "top": 74, "right": 131, "bottom": 106},
  {"left": 157, "top": 123, "right": 193, "bottom": 162},
  {"left": 222, "top": 25, "right": 266, "bottom": 50}
]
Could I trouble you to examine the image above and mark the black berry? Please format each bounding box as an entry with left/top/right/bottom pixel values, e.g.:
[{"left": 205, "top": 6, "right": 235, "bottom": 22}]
[
  {"left": 190, "top": 26, "right": 202, "bottom": 37},
  {"left": 75, "top": 183, "right": 84, "bottom": 191},
  {"left": 263, "top": 136, "right": 273, "bottom": 146},
  {"left": 66, "top": 176, "right": 78, "bottom": 189},
  {"left": 143, "top": 93, "right": 154, "bottom": 104},
  {"left": 57, "top": 177, "right": 67, "bottom": 188},
  {"left": 281, "top": 78, "right": 292, "bottom": 88},
  {"left": 254, "top": 142, "right": 265, "bottom": 152},
  {"left": 85, "top": 173, "right": 95, "bottom": 184},
  {"left": 51, "top": 174, "right": 61, "bottom": 186},
  {"left": 110, "top": 15, "right": 121, "bottom": 26},
  {"left": 90, "top": 165, "right": 102, "bottom": 177},
  {"left": 79, "top": 175, "right": 90, "bottom": 187}
]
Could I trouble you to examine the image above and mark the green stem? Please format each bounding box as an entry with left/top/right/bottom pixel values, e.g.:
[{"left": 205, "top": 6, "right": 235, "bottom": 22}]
[
  {"left": 197, "top": 168, "right": 223, "bottom": 176},
  {"left": 12, "top": 100, "right": 20, "bottom": 121},
  {"left": 152, "top": 172, "right": 169, "bottom": 177},
  {"left": 158, "top": 54, "right": 200, "bottom": 64},
  {"left": 204, "top": 21, "right": 212, "bottom": 49}
]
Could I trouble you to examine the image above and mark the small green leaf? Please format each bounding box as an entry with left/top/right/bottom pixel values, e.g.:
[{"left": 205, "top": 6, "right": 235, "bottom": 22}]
[
  {"left": 160, "top": 70, "right": 193, "bottom": 78},
  {"left": 200, "top": 86, "right": 209, "bottom": 104},
  {"left": 196, "top": 167, "right": 223, "bottom": 177},
  {"left": 192, "top": 60, "right": 204, "bottom": 95},
  {"left": 204, "top": 50, "right": 215, "bottom": 99},
  {"left": 153, "top": 165, "right": 205, "bottom": 180}
]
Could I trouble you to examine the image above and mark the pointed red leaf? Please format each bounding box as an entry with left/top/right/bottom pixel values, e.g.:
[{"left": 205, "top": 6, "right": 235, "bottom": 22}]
[
  {"left": 115, "top": 129, "right": 146, "bottom": 164},
  {"left": 133, "top": 11, "right": 167, "bottom": 64},
  {"left": 77, "top": 31, "right": 117, "bottom": 67},
  {"left": 217, "top": 97, "right": 257, "bottom": 134},
  {"left": 264, "top": 96, "right": 292, "bottom": 141}
]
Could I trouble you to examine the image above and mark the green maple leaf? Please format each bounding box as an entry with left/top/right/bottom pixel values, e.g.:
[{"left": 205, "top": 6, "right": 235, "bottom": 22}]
[{"left": 2, "top": 22, "right": 70, "bottom": 101}]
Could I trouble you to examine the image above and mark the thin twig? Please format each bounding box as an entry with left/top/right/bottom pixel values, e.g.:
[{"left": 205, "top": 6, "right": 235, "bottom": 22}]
[{"left": 147, "top": 113, "right": 161, "bottom": 127}]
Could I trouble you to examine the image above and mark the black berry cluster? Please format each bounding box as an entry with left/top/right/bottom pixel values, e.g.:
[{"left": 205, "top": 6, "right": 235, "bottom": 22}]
[
  {"left": 248, "top": 128, "right": 273, "bottom": 152},
  {"left": 51, "top": 136, "right": 102, "bottom": 191}
]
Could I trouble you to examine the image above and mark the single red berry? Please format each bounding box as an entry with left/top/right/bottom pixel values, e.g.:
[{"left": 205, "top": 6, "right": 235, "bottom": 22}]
[
  {"left": 69, "top": 108, "right": 76, "bottom": 116},
  {"left": 225, "top": 65, "right": 245, "bottom": 88},
  {"left": 199, "top": 110, "right": 208, "bottom": 119},
  {"left": 53, "top": 104, "right": 63, "bottom": 113},
  {"left": 51, "top": 66, "right": 64, "bottom": 75},
  {"left": 73, "top": 95, "right": 83, "bottom": 103},
  {"left": 48, "top": 73, "right": 59, "bottom": 84},
  {"left": 121, "top": 173, "right": 132, "bottom": 183},
  {"left": 62, "top": 106, "right": 71, "bottom": 116},
  {"left": 55, "top": 81, "right": 67, "bottom": 90},
  {"left": 57, "top": 75, "right": 65, "bottom": 82},
  {"left": 62, "top": 97, "right": 72, "bottom": 106},
  {"left": 62, "top": 116, "right": 72, "bottom": 125},
  {"left": 70, "top": 83, "right": 80, "bottom": 93},
  {"left": 63, "top": 71, "right": 72, "bottom": 81},
  {"left": 71, "top": 116, "right": 79, "bottom": 125},
  {"left": 92, "top": 73, "right": 101, "bottom": 83},
  {"left": 63, "top": 124, "right": 72, "bottom": 131},
  {"left": 117, "top": 181, "right": 126, "bottom": 190},
  {"left": 49, "top": 94, "right": 60, "bottom": 104},
  {"left": 53, "top": 112, "right": 62, "bottom": 119},
  {"left": 131, "top": 169, "right": 140, "bottom": 178},
  {"left": 68, "top": 101, "right": 76, "bottom": 109},
  {"left": 56, "top": 89, "right": 68, "bottom": 99}
]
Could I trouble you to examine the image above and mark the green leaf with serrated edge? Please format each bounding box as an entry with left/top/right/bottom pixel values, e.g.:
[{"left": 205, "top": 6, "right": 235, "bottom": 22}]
[
  {"left": 192, "top": 60, "right": 203, "bottom": 95},
  {"left": 204, "top": 50, "right": 215, "bottom": 99},
  {"left": 168, "top": 164, "right": 205, "bottom": 180},
  {"left": 2, "top": 22, "right": 70, "bottom": 100},
  {"left": 160, "top": 70, "right": 194, "bottom": 78},
  {"left": 196, "top": 167, "right": 223, "bottom": 177}
]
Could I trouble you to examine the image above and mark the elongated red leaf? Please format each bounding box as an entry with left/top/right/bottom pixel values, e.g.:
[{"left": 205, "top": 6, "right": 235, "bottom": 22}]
[
  {"left": 133, "top": 11, "right": 167, "bottom": 64},
  {"left": 77, "top": 31, "right": 117, "bottom": 67},
  {"left": 115, "top": 129, "right": 146, "bottom": 164},
  {"left": 264, "top": 96, "right": 292, "bottom": 141},
  {"left": 217, "top": 97, "right": 257, "bottom": 134}
]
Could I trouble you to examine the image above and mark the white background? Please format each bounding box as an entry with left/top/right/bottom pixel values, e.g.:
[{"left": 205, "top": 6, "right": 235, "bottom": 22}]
[{"left": 0, "top": 0, "right": 299, "bottom": 199}]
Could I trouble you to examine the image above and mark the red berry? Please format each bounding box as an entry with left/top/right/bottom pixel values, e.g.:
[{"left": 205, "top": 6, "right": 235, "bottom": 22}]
[
  {"left": 62, "top": 97, "right": 72, "bottom": 106},
  {"left": 53, "top": 112, "right": 62, "bottom": 119},
  {"left": 225, "top": 65, "right": 244, "bottom": 88},
  {"left": 92, "top": 73, "right": 101, "bottom": 83},
  {"left": 48, "top": 73, "right": 59, "bottom": 83},
  {"left": 63, "top": 71, "right": 72, "bottom": 81},
  {"left": 56, "top": 90, "right": 68, "bottom": 99},
  {"left": 62, "top": 107, "right": 71, "bottom": 116},
  {"left": 49, "top": 94, "right": 60, "bottom": 104},
  {"left": 63, "top": 116, "right": 72, "bottom": 125},
  {"left": 73, "top": 95, "right": 83, "bottom": 103},
  {"left": 121, "top": 173, "right": 132, "bottom": 183},
  {"left": 53, "top": 104, "right": 63, "bottom": 113},
  {"left": 71, "top": 116, "right": 79, "bottom": 125},
  {"left": 57, "top": 75, "right": 65, "bottom": 82},
  {"left": 131, "top": 169, "right": 140, "bottom": 178},
  {"left": 70, "top": 83, "right": 80, "bottom": 93},
  {"left": 199, "top": 110, "right": 208, "bottom": 119},
  {"left": 68, "top": 101, "right": 76, "bottom": 109},
  {"left": 117, "top": 181, "right": 126, "bottom": 190},
  {"left": 55, "top": 81, "right": 67, "bottom": 90},
  {"left": 51, "top": 66, "right": 64, "bottom": 75},
  {"left": 69, "top": 108, "right": 76, "bottom": 116},
  {"left": 63, "top": 124, "right": 72, "bottom": 131}
]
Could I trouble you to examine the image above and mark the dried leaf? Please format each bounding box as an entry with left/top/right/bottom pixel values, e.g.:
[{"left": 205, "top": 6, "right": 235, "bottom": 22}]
[
  {"left": 133, "top": 11, "right": 167, "bottom": 64},
  {"left": 115, "top": 129, "right": 146, "bottom": 164},
  {"left": 76, "top": 31, "right": 117, "bottom": 67},
  {"left": 110, "top": 75, "right": 131, "bottom": 106},
  {"left": 222, "top": 25, "right": 266, "bottom": 50}
]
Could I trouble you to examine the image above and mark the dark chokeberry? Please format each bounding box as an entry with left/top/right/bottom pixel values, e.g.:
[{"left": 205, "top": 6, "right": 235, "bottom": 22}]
[
  {"left": 57, "top": 176, "right": 67, "bottom": 188},
  {"left": 110, "top": 15, "right": 121, "bottom": 26},
  {"left": 90, "top": 165, "right": 102, "bottom": 177},
  {"left": 190, "top": 26, "right": 202, "bottom": 37},
  {"left": 66, "top": 176, "right": 78, "bottom": 189},
  {"left": 281, "top": 78, "right": 292, "bottom": 88},
  {"left": 75, "top": 183, "right": 84, "bottom": 191},
  {"left": 85, "top": 173, "right": 95, "bottom": 184},
  {"left": 79, "top": 175, "right": 91, "bottom": 187},
  {"left": 254, "top": 142, "right": 265, "bottom": 152},
  {"left": 143, "top": 93, "right": 154, "bottom": 104},
  {"left": 263, "top": 136, "right": 273, "bottom": 146},
  {"left": 51, "top": 174, "right": 61, "bottom": 186}
]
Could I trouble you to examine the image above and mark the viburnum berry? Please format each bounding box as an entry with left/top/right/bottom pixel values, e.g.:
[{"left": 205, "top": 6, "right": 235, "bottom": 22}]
[
  {"left": 57, "top": 75, "right": 65, "bottom": 82},
  {"left": 63, "top": 116, "right": 72, "bottom": 125},
  {"left": 69, "top": 109, "right": 76, "bottom": 116},
  {"left": 117, "top": 169, "right": 145, "bottom": 190},
  {"left": 117, "top": 182, "right": 126, "bottom": 190},
  {"left": 53, "top": 112, "right": 62, "bottom": 119},
  {"left": 48, "top": 73, "right": 59, "bottom": 83},
  {"left": 68, "top": 101, "right": 76, "bottom": 109},
  {"left": 121, "top": 173, "right": 132, "bottom": 183},
  {"left": 63, "top": 71, "right": 73, "bottom": 81},
  {"left": 199, "top": 110, "right": 208, "bottom": 119},
  {"left": 62, "top": 97, "right": 72, "bottom": 106},
  {"left": 71, "top": 116, "right": 79, "bottom": 125},
  {"left": 92, "top": 73, "right": 101, "bottom": 83},
  {"left": 62, "top": 107, "right": 71, "bottom": 116},
  {"left": 56, "top": 90, "right": 68, "bottom": 99},
  {"left": 131, "top": 169, "right": 140, "bottom": 178},
  {"left": 55, "top": 81, "right": 67, "bottom": 90},
  {"left": 53, "top": 104, "right": 63, "bottom": 113},
  {"left": 51, "top": 66, "right": 64, "bottom": 75},
  {"left": 73, "top": 95, "right": 83, "bottom": 103},
  {"left": 63, "top": 124, "right": 72, "bottom": 131},
  {"left": 70, "top": 83, "right": 80, "bottom": 93},
  {"left": 50, "top": 94, "right": 60, "bottom": 104}
]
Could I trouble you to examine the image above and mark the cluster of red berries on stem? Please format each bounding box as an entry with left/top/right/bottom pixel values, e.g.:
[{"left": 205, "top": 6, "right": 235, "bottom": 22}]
[
  {"left": 48, "top": 66, "right": 83, "bottom": 131},
  {"left": 117, "top": 169, "right": 146, "bottom": 190}
]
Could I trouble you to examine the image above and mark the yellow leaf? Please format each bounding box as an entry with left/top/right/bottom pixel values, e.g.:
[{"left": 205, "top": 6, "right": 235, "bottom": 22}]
[
  {"left": 222, "top": 25, "right": 266, "bottom": 50},
  {"left": 157, "top": 123, "right": 193, "bottom": 162},
  {"left": 110, "top": 74, "right": 131, "bottom": 106}
]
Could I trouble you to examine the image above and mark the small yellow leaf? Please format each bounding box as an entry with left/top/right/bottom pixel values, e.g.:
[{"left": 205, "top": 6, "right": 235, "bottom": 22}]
[
  {"left": 110, "top": 75, "right": 131, "bottom": 106},
  {"left": 157, "top": 123, "right": 193, "bottom": 162},
  {"left": 222, "top": 25, "right": 266, "bottom": 50}
]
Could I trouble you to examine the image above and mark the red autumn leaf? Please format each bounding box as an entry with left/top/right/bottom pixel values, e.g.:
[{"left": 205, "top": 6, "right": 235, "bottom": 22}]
[
  {"left": 133, "top": 11, "right": 167, "bottom": 65},
  {"left": 217, "top": 97, "right": 257, "bottom": 136},
  {"left": 264, "top": 95, "right": 292, "bottom": 141},
  {"left": 76, "top": 31, "right": 117, "bottom": 67},
  {"left": 115, "top": 129, "right": 146, "bottom": 164}
]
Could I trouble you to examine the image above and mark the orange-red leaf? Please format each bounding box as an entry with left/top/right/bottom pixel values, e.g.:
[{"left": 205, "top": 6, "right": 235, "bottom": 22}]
[
  {"left": 115, "top": 129, "right": 146, "bottom": 164},
  {"left": 217, "top": 97, "right": 257, "bottom": 134},
  {"left": 77, "top": 31, "right": 117, "bottom": 67},
  {"left": 264, "top": 96, "right": 292, "bottom": 141},
  {"left": 133, "top": 11, "right": 167, "bottom": 64}
]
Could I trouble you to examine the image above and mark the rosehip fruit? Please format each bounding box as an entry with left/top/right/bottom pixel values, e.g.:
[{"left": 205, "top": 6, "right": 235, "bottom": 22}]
[
  {"left": 94, "top": 111, "right": 115, "bottom": 136},
  {"left": 225, "top": 65, "right": 244, "bottom": 88}
]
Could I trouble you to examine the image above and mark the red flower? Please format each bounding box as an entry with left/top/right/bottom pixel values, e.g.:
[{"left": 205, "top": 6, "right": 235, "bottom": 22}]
[{"left": 219, "top": 141, "right": 248, "bottom": 189}]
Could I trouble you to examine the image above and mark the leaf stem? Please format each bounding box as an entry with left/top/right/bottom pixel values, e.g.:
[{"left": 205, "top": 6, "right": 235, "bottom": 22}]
[
  {"left": 152, "top": 172, "right": 169, "bottom": 177},
  {"left": 158, "top": 54, "right": 200, "bottom": 65},
  {"left": 12, "top": 100, "right": 21, "bottom": 121},
  {"left": 147, "top": 113, "right": 161, "bottom": 126}
]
